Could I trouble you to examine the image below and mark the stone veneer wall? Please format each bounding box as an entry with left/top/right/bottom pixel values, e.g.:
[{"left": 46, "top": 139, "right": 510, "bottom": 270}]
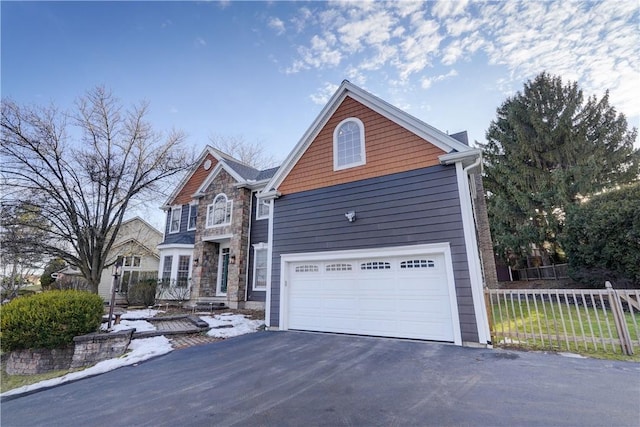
[
  {"left": 6, "top": 347, "right": 75, "bottom": 375},
  {"left": 5, "top": 330, "right": 134, "bottom": 375},
  {"left": 473, "top": 173, "right": 498, "bottom": 288},
  {"left": 70, "top": 329, "right": 134, "bottom": 369},
  {"left": 192, "top": 169, "right": 251, "bottom": 308}
]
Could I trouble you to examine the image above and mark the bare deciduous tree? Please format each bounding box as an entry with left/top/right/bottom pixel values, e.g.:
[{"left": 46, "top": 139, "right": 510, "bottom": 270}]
[
  {"left": 1, "top": 87, "right": 191, "bottom": 293},
  {"left": 0, "top": 202, "right": 44, "bottom": 299},
  {"left": 209, "top": 133, "right": 278, "bottom": 169}
]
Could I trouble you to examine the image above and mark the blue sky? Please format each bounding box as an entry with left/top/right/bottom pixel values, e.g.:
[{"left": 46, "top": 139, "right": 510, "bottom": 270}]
[
  {"left": 2, "top": 0, "right": 639, "bottom": 227},
  {"left": 3, "top": 0, "right": 639, "bottom": 158}
]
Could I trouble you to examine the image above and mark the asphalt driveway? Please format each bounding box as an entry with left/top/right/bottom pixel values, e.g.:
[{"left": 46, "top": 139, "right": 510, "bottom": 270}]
[{"left": 2, "top": 331, "right": 639, "bottom": 426}]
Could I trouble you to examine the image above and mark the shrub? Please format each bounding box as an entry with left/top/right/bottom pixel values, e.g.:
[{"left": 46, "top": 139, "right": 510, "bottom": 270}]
[
  {"left": 0, "top": 290, "right": 104, "bottom": 352},
  {"left": 126, "top": 279, "right": 157, "bottom": 307},
  {"left": 563, "top": 183, "right": 640, "bottom": 288}
]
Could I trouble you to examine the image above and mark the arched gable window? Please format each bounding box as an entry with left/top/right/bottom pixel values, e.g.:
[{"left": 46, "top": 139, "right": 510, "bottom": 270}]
[
  {"left": 333, "top": 117, "right": 366, "bottom": 170},
  {"left": 206, "top": 193, "right": 232, "bottom": 227}
]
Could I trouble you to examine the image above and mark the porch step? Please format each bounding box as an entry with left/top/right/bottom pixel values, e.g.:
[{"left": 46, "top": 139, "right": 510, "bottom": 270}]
[{"left": 188, "top": 297, "right": 228, "bottom": 312}]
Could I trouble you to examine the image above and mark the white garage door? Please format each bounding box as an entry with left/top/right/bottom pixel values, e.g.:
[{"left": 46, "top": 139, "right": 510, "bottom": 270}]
[{"left": 286, "top": 252, "right": 455, "bottom": 342}]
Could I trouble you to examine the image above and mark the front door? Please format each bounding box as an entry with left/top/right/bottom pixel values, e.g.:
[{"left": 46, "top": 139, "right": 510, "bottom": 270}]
[{"left": 216, "top": 243, "right": 230, "bottom": 295}]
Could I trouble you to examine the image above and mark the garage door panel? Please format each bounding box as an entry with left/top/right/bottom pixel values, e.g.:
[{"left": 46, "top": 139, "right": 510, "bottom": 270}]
[{"left": 287, "top": 251, "right": 455, "bottom": 342}]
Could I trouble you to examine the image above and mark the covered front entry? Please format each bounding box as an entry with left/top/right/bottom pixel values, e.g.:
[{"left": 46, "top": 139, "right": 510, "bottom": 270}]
[{"left": 279, "top": 244, "right": 461, "bottom": 344}]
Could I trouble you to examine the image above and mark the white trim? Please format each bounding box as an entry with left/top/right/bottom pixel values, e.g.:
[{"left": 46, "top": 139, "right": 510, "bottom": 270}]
[
  {"left": 187, "top": 204, "right": 198, "bottom": 231},
  {"left": 455, "top": 161, "right": 491, "bottom": 345},
  {"left": 216, "top": 243, "right": 230, "bottom": 296},
  {"left": 439, "top": 149, "right": 482, "bottom": 167},
  {"left": 161, "top": 146, "right": 251, "bottom": 208},
  {"left": 278, "top": 243, "right": 462, "bottom": 345},
  {"left": 256, "top": 199, "right": 270, "bottom": 220},
  {"left": 265, "top": 199, "right": 275, "bottom": 327},
  {"left": 156, "top": 243, "right": 194, "bottom": 250},
  {"left": 252, "top": 243, "right": 268, "bottom": 291},
  {"left": 168, "top": 206, "right": 182, "bottom": 234},
  {"left": 161, "top": 149, "right": 213, "bottom": 208},
  {"left": 202, "top": 233, "right": 233, "bottom": 242},
  {"left": 262, "top": 80, "right": 474, "bottom": 194},
  {"left": 205, "top": 194, "right": 233, "bottom": 228},
  {"left": 333, "top": 117, "right": 366, "bottom": 171},
  {"left": 192, "top": 161, "right": 247, "bottom": 198}
]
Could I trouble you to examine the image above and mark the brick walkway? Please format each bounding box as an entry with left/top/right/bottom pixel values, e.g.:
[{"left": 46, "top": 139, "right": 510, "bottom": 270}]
[{"left": 169, "top": 333, "right": 223, "bottom": 350}]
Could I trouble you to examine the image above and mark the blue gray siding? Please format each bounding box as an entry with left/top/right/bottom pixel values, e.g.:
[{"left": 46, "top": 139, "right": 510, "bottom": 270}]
[
  {"left": 270, "top": 164, "right": 479, "bottom": 343},
  {"left": 247, "top": 192, "right": 267, "bottom": 302},
  {"left": 161, "top": 206, "right": 195, "bottom": 246}
]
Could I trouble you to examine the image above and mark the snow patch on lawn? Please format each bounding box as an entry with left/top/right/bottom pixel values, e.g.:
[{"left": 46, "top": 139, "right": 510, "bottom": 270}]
[
  {"left": 121, "top": 309, "right": 162, "bottom": 319},
  {"left": 105, "top": 319, "right": 156, "bottom": 333},
  {"left": 200, "top": 313, "right": 264, "bottom": 338},
  {"left": 1, "top": 336, "right": 173, "bottom": 398},
  {"left": 558, "top": 352, "right": 588, "bottom": 359}
]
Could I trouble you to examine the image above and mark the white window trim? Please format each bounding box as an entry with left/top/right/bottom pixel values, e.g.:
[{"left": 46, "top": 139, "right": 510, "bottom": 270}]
[
  {"left": 169, "top": 206, "right": 182, "bottom": 234},
  {"left": 206, "top": 194, "right": 233, "bottom": 228},
  {"left": 256, "top": 199, "right": 271, "bottom": 220},
  {"left": 252, "top": 242, "right": 268, "bottom": 291},
  {"left": 187, "top": 204, "right": 198, "bottom": 231},
  {"left": 333, "top": 117, "right": 366, "bottom": 171}
]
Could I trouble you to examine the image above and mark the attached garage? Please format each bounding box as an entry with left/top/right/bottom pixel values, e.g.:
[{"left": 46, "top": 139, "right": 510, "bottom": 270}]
[{"left": 279, "top": 244, "right": 462, "bottom": 344}]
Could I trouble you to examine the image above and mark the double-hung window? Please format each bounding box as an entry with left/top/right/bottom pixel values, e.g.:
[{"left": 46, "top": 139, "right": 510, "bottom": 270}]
[
  {"left": 256, "top": 199, "right": 270, "bottom": 220},
  {"left": 162, "top": 256, "right": 173, "bottom": 285},
  {"left": 188, "top": 204, "right": 198, "bottom": 230},
  {"left": 169, "top": 207, "right": 181, "bottom": 233},
  {"left": 176, "top": 255, "right": 190, "bottom": 287},
  {"left": 206, "top": 194, "right": 232, "bottom": 227},
  {"left": 252, "top": 243, "right": 268, "bottom": 290}
]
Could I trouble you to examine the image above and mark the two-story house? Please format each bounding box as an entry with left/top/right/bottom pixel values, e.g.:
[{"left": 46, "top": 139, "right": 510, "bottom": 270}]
[
  {"left": 159, "top": 81, "right": 494, "bottom": 347},
  {"left": 158, "top": 148, "right": 277, "bottom": 309}
]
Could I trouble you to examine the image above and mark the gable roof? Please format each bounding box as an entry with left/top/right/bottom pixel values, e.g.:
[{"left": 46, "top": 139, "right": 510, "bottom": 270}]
[
  {"left": 262, "top": 80, "right": 477, "bottom": 193},
  {"left": 162, "top": 146, "right": 280, "bottom": 208}
]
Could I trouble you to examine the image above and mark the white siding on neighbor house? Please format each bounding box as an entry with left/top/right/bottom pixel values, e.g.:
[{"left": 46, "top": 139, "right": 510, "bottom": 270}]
[{"left": 98, "top": 254, "right": 160, "bottom": 301}]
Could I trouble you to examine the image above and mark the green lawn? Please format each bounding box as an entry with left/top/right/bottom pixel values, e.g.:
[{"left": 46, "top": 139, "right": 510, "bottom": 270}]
[
  {"left": 488, "top": 295, "right": 640, "bottom": 361},
  {"left": 0, "top": 361, "right": 72, "bottom": 393}
]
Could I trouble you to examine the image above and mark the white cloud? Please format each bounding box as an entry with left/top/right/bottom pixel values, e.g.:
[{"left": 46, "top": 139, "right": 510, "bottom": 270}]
[
  {"left": 421, "top": 69, "right": 458, "bottom": 89},
  {"left": 291, "top": 7, "right": 313, "bottom": 33},
  {"left": 338, "top": 10, "right": 396, "bottom": 52},
  {"left": 279, "top": 0, "right": 639, "bottom": 121},
  {"left": 194, "top": 37, "right": 207, "bottom": 47},
  {"left": 431, "top": 0, "right": 469, "bottom": 19},
  {"left": 309, "top": 82, "right": 340, "bottom": 105},
  {"left": 268, "top": 17, "right": 285, "bottom": 35}
]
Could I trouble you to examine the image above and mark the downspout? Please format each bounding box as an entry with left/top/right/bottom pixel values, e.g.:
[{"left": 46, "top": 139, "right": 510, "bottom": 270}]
[{"left": 462, "top": 156, "right": 491, "bottom": 345}]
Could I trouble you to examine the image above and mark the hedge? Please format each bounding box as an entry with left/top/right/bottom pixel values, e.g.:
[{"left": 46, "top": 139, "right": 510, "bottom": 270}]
[
  {"left": 0, "top": 290, "right": 104, "bottom": 352},
  {"left": 563, "top": 182, "right": 640, "bottom": 288}
]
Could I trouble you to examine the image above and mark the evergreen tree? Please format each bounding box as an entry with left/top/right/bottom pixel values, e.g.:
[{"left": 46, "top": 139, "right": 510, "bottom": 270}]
[{"left": 481, "top": 72, "right": 639, "bottom": 266}]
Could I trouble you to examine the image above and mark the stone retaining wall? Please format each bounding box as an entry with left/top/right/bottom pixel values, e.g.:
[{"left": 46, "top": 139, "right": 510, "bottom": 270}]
[
  {"left": 5, "top": 329, "right": 134, "bottom": 375},
  {"left": 71, "top": 329, "right": 134, "bottom": 369},
  {"left": 6, "top": 348, "right": 75, "bottom": 375}
]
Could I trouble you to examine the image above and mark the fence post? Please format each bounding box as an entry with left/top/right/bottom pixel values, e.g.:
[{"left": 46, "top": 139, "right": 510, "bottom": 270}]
[
  {"left": 605, "top": 281, "right": 634, "bottom": 355},
  {"left": 484, "top": 288, "right": 495, "bottom": 346}
]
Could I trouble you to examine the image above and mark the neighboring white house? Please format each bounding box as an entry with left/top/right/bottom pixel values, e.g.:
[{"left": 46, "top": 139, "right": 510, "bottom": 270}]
[
  {"left": 97, "top": 217, "right": 162, "bottom": 302},
  {"left": 52, "top": 218, "right": 162, "bottom": 303}
]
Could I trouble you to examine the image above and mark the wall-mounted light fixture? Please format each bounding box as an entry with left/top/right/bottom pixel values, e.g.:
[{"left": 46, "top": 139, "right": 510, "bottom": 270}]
[
  {"left": 345, "top": 211, "right": 356, "bottom": 223},
  {"left": 193, "top": 258, "right": 199, "bottom": 267},
  {"left": 230, "top": 254, "right": 236, "bottom": 264}
]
